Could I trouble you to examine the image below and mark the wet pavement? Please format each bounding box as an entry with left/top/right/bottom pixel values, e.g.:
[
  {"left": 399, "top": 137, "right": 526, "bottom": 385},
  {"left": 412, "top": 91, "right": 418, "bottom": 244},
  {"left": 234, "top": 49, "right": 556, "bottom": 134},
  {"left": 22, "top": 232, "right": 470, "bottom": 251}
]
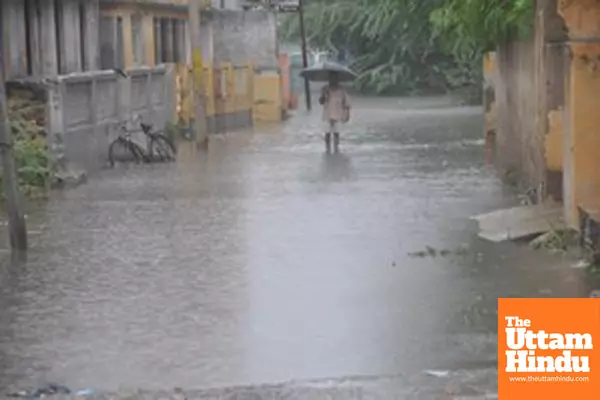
[{"left": 0, "top": 96, "right": 597, "bottom": 398}]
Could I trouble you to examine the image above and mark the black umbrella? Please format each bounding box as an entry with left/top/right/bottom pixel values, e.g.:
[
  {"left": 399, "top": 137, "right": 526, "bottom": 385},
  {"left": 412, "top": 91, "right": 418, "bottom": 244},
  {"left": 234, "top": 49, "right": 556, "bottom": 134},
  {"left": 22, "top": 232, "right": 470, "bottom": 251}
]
[{"left": 300, "top": 61, "right": 357, "bottom": 82}]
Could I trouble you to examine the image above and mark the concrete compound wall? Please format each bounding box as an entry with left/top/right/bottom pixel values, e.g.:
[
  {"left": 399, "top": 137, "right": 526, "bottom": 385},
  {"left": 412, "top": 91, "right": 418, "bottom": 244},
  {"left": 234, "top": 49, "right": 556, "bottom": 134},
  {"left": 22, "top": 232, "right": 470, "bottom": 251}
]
[
  {"left": 46, "top": 65, "right": 176, "bottom": 173},
  {"left": 194, "top": 9, "right": 281, "bottom": 129},
  {"left": 210, "top": 0, "right": 245, "bottom": 9},
  {"left": 536, "top": 0, "right": 568, "bottom": 204},
  {"left": 485, "top": 0, "right": 600, "bottom": 232},
  {"left": 493, "top": 36, "right": 543, "bottom": 192},
  {"left": 485, "top": 0, "right": 568, "bottom": 204}
]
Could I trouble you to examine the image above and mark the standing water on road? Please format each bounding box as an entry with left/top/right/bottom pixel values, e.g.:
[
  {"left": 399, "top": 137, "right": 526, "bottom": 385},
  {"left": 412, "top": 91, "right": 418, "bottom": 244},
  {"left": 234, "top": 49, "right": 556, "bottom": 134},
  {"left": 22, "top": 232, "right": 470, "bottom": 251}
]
[{"left": 0, "top": 97, "right": 595, "bottom": 397}]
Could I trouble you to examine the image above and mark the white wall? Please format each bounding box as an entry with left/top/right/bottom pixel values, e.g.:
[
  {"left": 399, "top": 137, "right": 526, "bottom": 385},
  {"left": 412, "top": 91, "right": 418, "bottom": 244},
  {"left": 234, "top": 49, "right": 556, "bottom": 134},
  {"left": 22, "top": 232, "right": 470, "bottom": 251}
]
[{"left": 211, "top": 0, "right": 245, "bottom": 9}]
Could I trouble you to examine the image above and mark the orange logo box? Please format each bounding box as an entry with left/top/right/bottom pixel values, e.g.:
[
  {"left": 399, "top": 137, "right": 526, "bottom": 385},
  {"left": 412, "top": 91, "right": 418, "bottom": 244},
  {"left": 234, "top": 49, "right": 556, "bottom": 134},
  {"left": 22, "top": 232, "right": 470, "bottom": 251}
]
[{"left": 498, "top": 298, "right": 600, "bottom": 399}]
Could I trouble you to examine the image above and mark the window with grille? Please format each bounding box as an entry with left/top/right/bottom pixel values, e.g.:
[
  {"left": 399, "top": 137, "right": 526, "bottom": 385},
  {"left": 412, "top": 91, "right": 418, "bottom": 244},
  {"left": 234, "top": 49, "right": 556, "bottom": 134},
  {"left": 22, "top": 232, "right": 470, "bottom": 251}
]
[
  {"left": 153, "top": 17, "right": 188, "bottom": 65},
  {"left": 131, "top": 13, "right": 145, "bottom": 67}
]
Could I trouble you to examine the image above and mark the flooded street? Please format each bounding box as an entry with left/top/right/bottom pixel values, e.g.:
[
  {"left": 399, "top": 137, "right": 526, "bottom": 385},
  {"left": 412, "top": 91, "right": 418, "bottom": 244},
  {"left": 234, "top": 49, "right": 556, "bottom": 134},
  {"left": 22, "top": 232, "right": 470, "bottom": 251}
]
[{"left": 0, "top": 97, "right": 595, "bottom": 398}]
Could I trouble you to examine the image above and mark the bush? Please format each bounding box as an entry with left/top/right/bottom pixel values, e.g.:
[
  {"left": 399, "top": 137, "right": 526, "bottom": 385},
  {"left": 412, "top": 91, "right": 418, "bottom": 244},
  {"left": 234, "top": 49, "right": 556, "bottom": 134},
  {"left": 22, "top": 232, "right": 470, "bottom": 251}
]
[
  {"left": 0, "top": 94, "right": 51, "bottom": 199},
  {"left": 13, "top": 134, "right": 51, "bottom": 197}
]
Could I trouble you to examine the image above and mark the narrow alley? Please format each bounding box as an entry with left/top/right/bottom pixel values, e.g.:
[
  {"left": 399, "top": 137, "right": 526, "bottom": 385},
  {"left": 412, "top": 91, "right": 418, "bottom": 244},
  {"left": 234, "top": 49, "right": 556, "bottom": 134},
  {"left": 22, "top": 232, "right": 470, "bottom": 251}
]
[{"left": 0, "top": 97, "right": 595, "bottom": 398}]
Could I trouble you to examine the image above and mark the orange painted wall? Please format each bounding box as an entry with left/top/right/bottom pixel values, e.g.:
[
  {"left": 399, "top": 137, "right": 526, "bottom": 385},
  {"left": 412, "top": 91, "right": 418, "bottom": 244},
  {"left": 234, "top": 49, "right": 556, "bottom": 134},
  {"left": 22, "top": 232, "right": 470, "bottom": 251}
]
[
  {"left": 559, "top": 0, "right": 600, "bottom": 227},
  {"left": 279, "top": 54, "right": 291, "bottom": 111}
]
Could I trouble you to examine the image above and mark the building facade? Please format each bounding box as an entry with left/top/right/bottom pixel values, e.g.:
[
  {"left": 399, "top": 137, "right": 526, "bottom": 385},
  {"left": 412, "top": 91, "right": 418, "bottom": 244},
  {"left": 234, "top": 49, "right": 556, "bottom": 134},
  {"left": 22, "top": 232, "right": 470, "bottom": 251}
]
[
  {"left": 1, "top": 0, "right": 284, "bottom": 175},
  {"left": 485, "top": 0, "right": 600, "bottom": 243},
  {"left": 0, "top": 0, "right": 100, "bottom": 79}
]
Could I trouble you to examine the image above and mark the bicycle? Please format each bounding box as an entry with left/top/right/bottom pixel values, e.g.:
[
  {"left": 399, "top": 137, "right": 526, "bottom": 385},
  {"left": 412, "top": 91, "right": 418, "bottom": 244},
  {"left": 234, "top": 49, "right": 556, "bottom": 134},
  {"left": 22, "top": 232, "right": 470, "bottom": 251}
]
[
  {"left": 108, "top": 120, "right": 147, "bottom": 167},
  {"left": 140, "top": 120, "right": 177, "bottom": 163},
  {"left": 108, "top": 116, "right": 176, "bottom": 167}
]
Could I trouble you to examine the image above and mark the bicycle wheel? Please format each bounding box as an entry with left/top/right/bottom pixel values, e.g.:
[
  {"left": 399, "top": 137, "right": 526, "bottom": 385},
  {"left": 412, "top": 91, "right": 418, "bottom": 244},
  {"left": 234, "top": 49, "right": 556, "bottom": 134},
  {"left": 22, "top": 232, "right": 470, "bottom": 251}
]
[
  {"left": 149, "top": 135, "right": 176, "bottom": 162},
  {"left": 109, "top": 138, "right": 143, "bottom": 166},
  {"left": 129, "top": 141, "right": 149, "bottom": 163},
  {"left": 153, "top": 132, "right": 177, "bottom": 154}
]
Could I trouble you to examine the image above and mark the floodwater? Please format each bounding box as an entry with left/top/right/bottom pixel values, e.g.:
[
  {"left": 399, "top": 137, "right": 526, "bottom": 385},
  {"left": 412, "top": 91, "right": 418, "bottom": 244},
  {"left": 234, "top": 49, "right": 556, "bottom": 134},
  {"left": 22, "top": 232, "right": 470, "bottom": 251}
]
[{"left": 0, "top": 97, "right": 596, "bottom": 397}]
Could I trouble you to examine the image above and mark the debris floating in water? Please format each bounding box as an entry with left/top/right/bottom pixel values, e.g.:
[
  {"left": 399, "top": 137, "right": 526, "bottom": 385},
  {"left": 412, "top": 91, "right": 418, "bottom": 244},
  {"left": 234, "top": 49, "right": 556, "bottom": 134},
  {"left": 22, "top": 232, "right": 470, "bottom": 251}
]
[
  {"left": 408, "top": 244, "right": 470, "bottom": 259},
  {"left": 426, "top": 246, "right": 437, "bottom": 257},
  {"left": 572, "top": 260, "right": 590, "bottom": 269},
  {"left": 174, "top": 387, "right": 187, "bottom": 400},
  {"left": 75, "top": 388, "right": 96, "bottom": 397},
  {"left": 423, "top": 369, "right": 450, "bottom": 378},
  {"left": 7, "top": 384, "right": 71, "bottom": 398}
]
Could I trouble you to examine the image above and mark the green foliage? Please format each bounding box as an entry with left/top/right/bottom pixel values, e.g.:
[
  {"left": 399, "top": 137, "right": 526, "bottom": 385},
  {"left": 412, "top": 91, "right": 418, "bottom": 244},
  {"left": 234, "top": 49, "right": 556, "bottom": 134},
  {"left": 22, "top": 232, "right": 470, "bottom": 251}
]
[
  {"left": 166, "top": 119, "right": 194, "bottom": 141},
  {"left": 13, "top": 135, "right": 50, "bottom": 197},
  {"left": 280, "top": 0, "right": 533, "bottom": 98},
  {"left": 430, "top": 0, "right": 534, "bottom": 54},
  {"left": 165, "top": 120, "right": 179, "bottom": 142},
  {"left": 0, "top": 95, "right": 51, "bottom": 199},
  {"left": 281, "top": 0, "right": 450, "bottom": 95}
]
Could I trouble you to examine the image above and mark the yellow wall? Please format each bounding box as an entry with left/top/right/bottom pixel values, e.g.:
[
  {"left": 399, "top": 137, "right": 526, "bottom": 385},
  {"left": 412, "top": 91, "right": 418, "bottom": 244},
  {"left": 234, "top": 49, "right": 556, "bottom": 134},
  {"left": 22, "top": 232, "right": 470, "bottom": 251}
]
[
  {"left": 204, "top": 66, "right": 215, "bottom": 116},
  {"left": 559, "top": 0, "right": 600, "bottom": 227},
  {"left": 143, "top": 14, "right": 156, "bottom": 66},
  {"left": 101, "top": 0, "right": 247, "bottom": 126},
  {"left": 100, "top": 2, "right": 187, "bottom": 69},
  {"left": 234, "top": 64, "right": 254, "bottom": 113},
  {"left": 544, "top": 108, "right": 563, "bottom": 171},
  {"left": 175, "top": 63, "right": 193, "bottom": 122},
  {"left": 483, "top": 52, "right": 496, "bottom": 77},
  {"left": 559, "top": 0, "right": 600, "bottom": 39},
  {"left": 174, "top": 62, "right": 256, "bottom": 124},
  {"left": 564, "top": 43, "right": 600, "bottom": 223},
  {"left": 483, "top": 52, "right": 497, "bottom": 137},
  {"left": 252, "top": 73, "right": 283, "bottom": 123},
  {"left": 102, "top": 1, "right": 271, "bottom": 127}
]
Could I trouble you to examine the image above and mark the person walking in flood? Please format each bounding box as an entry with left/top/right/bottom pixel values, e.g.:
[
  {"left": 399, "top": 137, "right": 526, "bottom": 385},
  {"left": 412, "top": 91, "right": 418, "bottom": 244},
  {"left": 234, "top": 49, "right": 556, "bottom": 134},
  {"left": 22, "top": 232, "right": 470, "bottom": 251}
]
[
  {"left": 319, "top": 72, "right": 351, "bottom": 152},
  {"left": 300, "top": 61, "right": 356, "bottom": 151}
]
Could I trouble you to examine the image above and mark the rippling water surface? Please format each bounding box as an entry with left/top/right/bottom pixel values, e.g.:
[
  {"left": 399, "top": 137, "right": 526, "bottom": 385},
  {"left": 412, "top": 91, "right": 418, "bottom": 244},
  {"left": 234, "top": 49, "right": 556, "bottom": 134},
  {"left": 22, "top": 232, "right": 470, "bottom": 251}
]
[{"left": 0, "top": 97, "right": 595, "bottom": 394}]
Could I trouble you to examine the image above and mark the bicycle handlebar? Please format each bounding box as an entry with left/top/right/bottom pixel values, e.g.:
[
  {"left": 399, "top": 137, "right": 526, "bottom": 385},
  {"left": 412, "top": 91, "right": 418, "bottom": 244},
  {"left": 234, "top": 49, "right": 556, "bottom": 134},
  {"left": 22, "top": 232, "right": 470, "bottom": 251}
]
[
  {"left": 131, "top": 114, "right": 154, "bottom": 131},
  {"left": 116, "top": 115, "right": 155, "bottom": 136}
]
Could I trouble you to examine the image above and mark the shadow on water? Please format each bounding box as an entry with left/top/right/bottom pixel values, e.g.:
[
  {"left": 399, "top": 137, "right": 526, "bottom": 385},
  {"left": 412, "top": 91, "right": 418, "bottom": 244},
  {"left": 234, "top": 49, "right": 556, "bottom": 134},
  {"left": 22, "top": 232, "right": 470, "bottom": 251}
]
[{"left": 319, "top": 151, "right": 354, "bottom": 182}]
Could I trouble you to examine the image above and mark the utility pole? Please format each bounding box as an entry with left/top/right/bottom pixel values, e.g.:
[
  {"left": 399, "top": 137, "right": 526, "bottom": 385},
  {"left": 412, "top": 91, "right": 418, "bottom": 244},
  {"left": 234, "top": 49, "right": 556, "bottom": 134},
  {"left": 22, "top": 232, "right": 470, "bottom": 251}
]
[
  {"left": 298, "top": 0, "right": 311, "bottom": 111},
  {"left": 188, "top": 0, "right": 208, "bottom": 146},
  {"left": 0, "top": 59, "right": 27, "bottom": 250}
]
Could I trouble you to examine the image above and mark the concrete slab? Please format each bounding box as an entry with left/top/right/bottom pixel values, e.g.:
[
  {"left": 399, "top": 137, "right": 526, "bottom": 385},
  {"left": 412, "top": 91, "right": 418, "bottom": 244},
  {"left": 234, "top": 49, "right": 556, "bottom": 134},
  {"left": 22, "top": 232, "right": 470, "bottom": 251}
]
[{"left": 471, "top": 203, "right": 566, "bottom": 242}]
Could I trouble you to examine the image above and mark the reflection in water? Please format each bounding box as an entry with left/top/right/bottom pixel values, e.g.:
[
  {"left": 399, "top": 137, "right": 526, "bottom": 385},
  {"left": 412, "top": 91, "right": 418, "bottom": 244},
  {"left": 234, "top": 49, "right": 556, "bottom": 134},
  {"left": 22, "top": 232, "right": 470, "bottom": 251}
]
[
  {"left": 0, "top": 138, "right": 253, "bottom": 390},
  {"left": 320, "top": 151, "right": 354, "bottom": 181}
]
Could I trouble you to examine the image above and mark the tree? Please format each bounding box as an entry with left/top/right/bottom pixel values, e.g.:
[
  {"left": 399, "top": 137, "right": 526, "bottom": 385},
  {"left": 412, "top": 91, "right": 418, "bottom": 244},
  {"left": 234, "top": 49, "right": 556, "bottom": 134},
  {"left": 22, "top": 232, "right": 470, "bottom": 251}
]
[
  {"left": 429, "top": 0, "right": 533, "bottom": 54},
  {"left": 281, "top": 0, "right": 452, "bottom": 94},
  {"left": 279, "top": 0, "right": 533, "bottom": 99}
]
